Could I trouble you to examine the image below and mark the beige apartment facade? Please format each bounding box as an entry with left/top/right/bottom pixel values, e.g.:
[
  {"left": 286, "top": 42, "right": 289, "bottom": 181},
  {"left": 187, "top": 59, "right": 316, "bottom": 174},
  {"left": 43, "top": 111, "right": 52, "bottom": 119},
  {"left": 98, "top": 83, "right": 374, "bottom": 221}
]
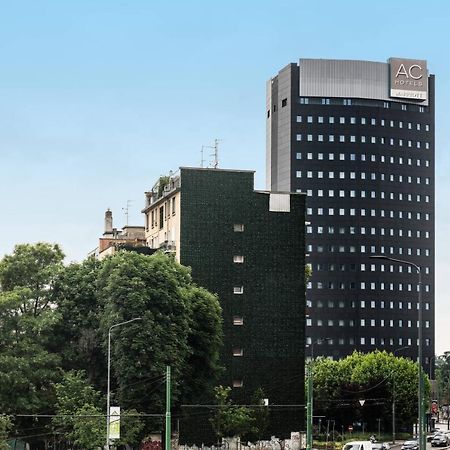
[{"left": 142, "top": 173, "right": 181, "bottom": 261}]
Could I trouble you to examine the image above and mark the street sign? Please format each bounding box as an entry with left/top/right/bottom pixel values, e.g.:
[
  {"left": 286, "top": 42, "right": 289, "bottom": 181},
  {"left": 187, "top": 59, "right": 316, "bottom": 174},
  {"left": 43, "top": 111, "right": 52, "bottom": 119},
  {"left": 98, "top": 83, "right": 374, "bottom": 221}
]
[{"left": 109, "top": 406, "right": 120, "bottom": 440}]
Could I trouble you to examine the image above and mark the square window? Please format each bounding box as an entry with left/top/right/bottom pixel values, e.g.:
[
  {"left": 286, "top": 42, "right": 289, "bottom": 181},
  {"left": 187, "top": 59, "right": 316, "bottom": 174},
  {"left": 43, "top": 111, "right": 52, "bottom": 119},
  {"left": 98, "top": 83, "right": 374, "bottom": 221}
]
[
  {"left": 233, "top": 316, "right": 244, "bottom": 325},
  {"left": 233, "top": 255, "right": 244, "bottom": 264},
  {"left": 232, "top": 347, "right": 243, "bottom": 356},
  {"left": 232, "top": 379, "right": 243, "bottom": 388},
  {"left": 234, "top": 224, "right": 244, "bottom": 232},
  {"left": 233, "top": 286, "right": 244, "bottom": 294}
]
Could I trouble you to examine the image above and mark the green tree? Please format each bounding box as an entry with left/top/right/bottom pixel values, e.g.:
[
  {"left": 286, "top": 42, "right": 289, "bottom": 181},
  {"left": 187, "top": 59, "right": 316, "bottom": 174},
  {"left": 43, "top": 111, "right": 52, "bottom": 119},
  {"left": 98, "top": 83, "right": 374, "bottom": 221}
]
[
  {"left": 52, "top": 370, "right": 103, "bottom": 440},
  {"left": 182, "top": 286, "right": 223, "bottom": 403},
  {"left": 53, "top": 371, "right": 144, "bottom": 449},
  {"left": 248, "top": 388, "right": 270, "bottom": 441},
  {"left": 0, "top": 415, "right": 12, "bottom": 450},
  {"left": 52, "top": 257, "right": 104, "bottom": 386},
  {"left": 435, "top": 353, "right": 450, "bottom": 405},
  {"left": 312, "top": 351, "right": 428, "bottom": 432},
  {"left": 305, "top": 263, "right": 312, "bottom": 284},
  {"left": 97, "top": 251, "right": 222, "bottom": 424},
  {"left": 71, "top": 404, "right": 104, "bottom": 450},
  {"left": 0, "top": 244, "right": 223, "bottom": 445},
  {"left": 0, "top": 243, "right": 64, "bottom": 440},
  {"left": 116, "top": 409, "right": 145, "bottom": 447},
  {"left": 210, "top": 386, "right": 256, "bottom": 442}
]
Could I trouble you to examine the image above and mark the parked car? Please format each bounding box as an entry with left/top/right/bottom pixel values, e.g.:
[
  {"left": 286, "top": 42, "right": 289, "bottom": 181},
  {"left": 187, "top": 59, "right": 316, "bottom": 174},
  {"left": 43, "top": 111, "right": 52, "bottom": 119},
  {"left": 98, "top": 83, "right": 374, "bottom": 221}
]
[
  {"left": 431, "top": 434, "right": 449, "bottom": 447},
  {"left": 428, "top": 428, "right": 442, "bottom": 442},
  {"left": 401, "top": 441, "right": 418, "bottom": 450},
  {"left": 429, "top": 433, "right": 440, "bottom": 442},
  {"left": 343, "top": 441, "right": 373, "bottom": 450},
  {"left": 372, "top": 443, "right": 390, "bottom": 450}
]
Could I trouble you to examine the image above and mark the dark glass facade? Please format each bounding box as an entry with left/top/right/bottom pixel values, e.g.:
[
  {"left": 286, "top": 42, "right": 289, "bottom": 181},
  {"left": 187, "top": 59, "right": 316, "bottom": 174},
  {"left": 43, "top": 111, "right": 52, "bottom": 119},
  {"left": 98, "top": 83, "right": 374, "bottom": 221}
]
[
  {"left": 178, "top": 168, "right": 306, "bottom": 438},
  {"left": 267, "top": 59, "right": 435, "bottom": 374}
]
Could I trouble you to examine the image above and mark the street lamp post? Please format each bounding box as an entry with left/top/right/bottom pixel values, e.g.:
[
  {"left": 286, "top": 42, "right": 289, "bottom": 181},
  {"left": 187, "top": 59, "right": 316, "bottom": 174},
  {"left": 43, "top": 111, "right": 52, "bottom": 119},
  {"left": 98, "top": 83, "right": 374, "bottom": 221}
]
[
  {"left": 306, "top": 338, "right": 331, "bottom": 450},
  {"left": 106, "top": 317, "right": 142, "bottom": 450},
  {"left": 370, "top": 255, "right": 424, "bottom": 450}
]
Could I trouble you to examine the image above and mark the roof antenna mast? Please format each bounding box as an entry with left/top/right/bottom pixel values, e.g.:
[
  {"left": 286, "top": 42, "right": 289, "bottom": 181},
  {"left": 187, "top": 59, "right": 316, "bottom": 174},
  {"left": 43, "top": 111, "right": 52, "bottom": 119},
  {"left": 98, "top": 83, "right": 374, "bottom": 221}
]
[
  {"left": 201, "top": 145, "right": 206, "bottom": 168},
  {"left": 212, "top": 138, "right": 220, "bottom": 169},
  {"left": 122, "top": 200, "right": 131, "bottom": 226}
]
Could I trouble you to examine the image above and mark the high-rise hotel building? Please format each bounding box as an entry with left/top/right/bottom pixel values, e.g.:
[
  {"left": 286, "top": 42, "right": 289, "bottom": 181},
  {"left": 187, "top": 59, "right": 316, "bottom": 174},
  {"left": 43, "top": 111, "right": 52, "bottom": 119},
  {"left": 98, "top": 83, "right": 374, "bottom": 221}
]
[{"left": 267, "top": 58, "right": 435, "bottom": 372}]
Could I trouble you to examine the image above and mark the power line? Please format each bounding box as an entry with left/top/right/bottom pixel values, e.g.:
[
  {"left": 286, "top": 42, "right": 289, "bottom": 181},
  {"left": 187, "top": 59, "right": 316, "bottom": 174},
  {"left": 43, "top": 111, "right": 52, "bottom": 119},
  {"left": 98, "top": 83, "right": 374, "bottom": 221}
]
[
  {"left": 180, "top": 404, "right": 305, "bottom": 408},
  {"left": 13, "top": 413, "right": 164, "bottom": 418}
]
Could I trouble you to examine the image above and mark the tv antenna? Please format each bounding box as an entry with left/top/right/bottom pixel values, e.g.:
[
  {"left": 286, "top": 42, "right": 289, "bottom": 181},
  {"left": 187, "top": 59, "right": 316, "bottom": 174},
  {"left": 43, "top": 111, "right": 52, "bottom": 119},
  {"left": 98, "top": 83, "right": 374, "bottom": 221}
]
[
  {"left": 201, "top": 138, "right": 221, "bottom": 168},
  {"left": 201, "top": 145, "right": 206, "bottom": 168},
  {"left": 122, "top": 200, "right": 132, "bottom": 226}
]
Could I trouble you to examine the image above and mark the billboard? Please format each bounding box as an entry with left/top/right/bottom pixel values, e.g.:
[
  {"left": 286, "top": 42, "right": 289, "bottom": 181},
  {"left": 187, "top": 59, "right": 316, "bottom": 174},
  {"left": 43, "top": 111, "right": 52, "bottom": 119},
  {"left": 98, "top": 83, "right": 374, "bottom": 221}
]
[{"left": 389, "top": 58, "right": 428, "bottom": 101}]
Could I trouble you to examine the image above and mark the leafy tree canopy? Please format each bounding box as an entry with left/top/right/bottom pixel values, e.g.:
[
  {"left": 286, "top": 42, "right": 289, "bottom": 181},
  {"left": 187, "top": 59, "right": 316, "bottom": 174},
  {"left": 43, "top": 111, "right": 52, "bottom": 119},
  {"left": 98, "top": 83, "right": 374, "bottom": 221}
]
[
  {"left": 97, "top": 251, "right": 223, "bottom": 416},
  {"left": 0, "top": 243, "right": 63, "bottom": 439},
  {"left": 0, "top": 244, "right": 223, "bottom": 448},
  {"left": 311, "top": 350, "right": 429, "bottom": 431}
]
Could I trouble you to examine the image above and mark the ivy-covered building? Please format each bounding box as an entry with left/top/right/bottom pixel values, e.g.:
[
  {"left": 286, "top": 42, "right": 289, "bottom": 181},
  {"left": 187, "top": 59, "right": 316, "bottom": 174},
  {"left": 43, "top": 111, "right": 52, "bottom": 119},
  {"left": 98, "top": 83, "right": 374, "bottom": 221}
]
[{"left": 142, "top": 167, "right": 306, "bottom": 438}]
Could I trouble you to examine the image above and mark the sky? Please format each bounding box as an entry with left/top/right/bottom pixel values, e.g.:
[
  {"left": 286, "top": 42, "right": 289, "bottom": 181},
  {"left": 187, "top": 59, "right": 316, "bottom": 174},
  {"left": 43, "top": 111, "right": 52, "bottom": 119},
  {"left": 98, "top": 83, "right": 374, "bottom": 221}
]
[{"left": 0, "top": 0, "right": 449, "bottom": 353}]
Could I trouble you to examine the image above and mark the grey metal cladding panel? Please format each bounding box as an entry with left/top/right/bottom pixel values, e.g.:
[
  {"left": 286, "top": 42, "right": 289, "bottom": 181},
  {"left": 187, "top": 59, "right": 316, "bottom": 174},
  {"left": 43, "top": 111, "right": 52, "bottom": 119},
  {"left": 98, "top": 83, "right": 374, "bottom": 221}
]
[
  {"left": 276, "top": 67, "right": 292, "bottom": 192},
  {"left": 298, "top": 59, "right": 429, "bottom": 106},
  {"left": 266, "top": 79, "right": 273, "bottom": 189}
]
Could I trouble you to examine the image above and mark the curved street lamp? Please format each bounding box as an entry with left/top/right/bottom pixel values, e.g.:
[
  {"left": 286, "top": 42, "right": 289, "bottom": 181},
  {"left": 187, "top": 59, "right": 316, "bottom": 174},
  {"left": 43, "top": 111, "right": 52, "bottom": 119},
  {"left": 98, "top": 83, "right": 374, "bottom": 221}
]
[
  {"left": 370, "top": 255, "right": 424, "bottom": 450},
  {"left": 106, "top": 317, "right": 142, "bottom": 450}
]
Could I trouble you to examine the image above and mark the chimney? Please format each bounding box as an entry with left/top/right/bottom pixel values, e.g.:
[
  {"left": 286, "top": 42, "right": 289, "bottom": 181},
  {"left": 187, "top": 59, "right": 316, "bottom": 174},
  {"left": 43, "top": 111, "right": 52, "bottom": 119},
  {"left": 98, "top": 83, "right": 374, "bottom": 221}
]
[{"left": 104, "top": 209, "right": 113, "bottom": 236}]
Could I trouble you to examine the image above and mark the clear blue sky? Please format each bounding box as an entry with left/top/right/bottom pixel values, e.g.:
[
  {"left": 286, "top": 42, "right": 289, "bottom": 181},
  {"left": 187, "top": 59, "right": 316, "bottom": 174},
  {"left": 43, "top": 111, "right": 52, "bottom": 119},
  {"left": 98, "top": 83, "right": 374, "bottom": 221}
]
[{"left": 1, "top": 0, "right": 449, "bottom": 352}]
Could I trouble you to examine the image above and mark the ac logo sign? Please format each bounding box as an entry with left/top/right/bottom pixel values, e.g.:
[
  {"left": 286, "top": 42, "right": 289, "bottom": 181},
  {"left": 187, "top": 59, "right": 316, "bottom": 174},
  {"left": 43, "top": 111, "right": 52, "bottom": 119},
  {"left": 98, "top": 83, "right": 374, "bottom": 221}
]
[
  {"left": 395, "top": 63, "right": 423, "bottom": 80},
  {"left": 389, "top": 57, "right": 428, "bottom": 101}
]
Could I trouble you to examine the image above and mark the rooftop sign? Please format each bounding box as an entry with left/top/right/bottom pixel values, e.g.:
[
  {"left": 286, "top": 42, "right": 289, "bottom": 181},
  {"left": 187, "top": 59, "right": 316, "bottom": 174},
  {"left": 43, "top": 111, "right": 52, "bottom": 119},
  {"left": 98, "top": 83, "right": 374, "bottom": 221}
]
[{"left": 389, "top": 58, "right": 428, "bottom": 101}]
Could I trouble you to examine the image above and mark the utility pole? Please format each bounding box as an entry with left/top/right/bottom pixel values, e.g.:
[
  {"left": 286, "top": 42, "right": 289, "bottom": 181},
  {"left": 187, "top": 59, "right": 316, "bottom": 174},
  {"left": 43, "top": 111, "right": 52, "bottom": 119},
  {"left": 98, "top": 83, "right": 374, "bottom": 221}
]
[
  {"left": 165, "top": 366, "right": 171, "bottom": 450},
  {"left": 307, "top": 338, "right": 331, "bottom": 450},
  {"left": 306, "top": 362, "right": 313, "bottom": 450}
]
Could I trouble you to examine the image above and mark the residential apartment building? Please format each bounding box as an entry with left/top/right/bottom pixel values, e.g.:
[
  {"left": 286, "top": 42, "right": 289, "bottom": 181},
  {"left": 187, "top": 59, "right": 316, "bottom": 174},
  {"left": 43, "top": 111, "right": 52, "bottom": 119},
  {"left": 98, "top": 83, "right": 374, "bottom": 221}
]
[{"left": 142, "top": 167, "right": 306, "bottom": 436}]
